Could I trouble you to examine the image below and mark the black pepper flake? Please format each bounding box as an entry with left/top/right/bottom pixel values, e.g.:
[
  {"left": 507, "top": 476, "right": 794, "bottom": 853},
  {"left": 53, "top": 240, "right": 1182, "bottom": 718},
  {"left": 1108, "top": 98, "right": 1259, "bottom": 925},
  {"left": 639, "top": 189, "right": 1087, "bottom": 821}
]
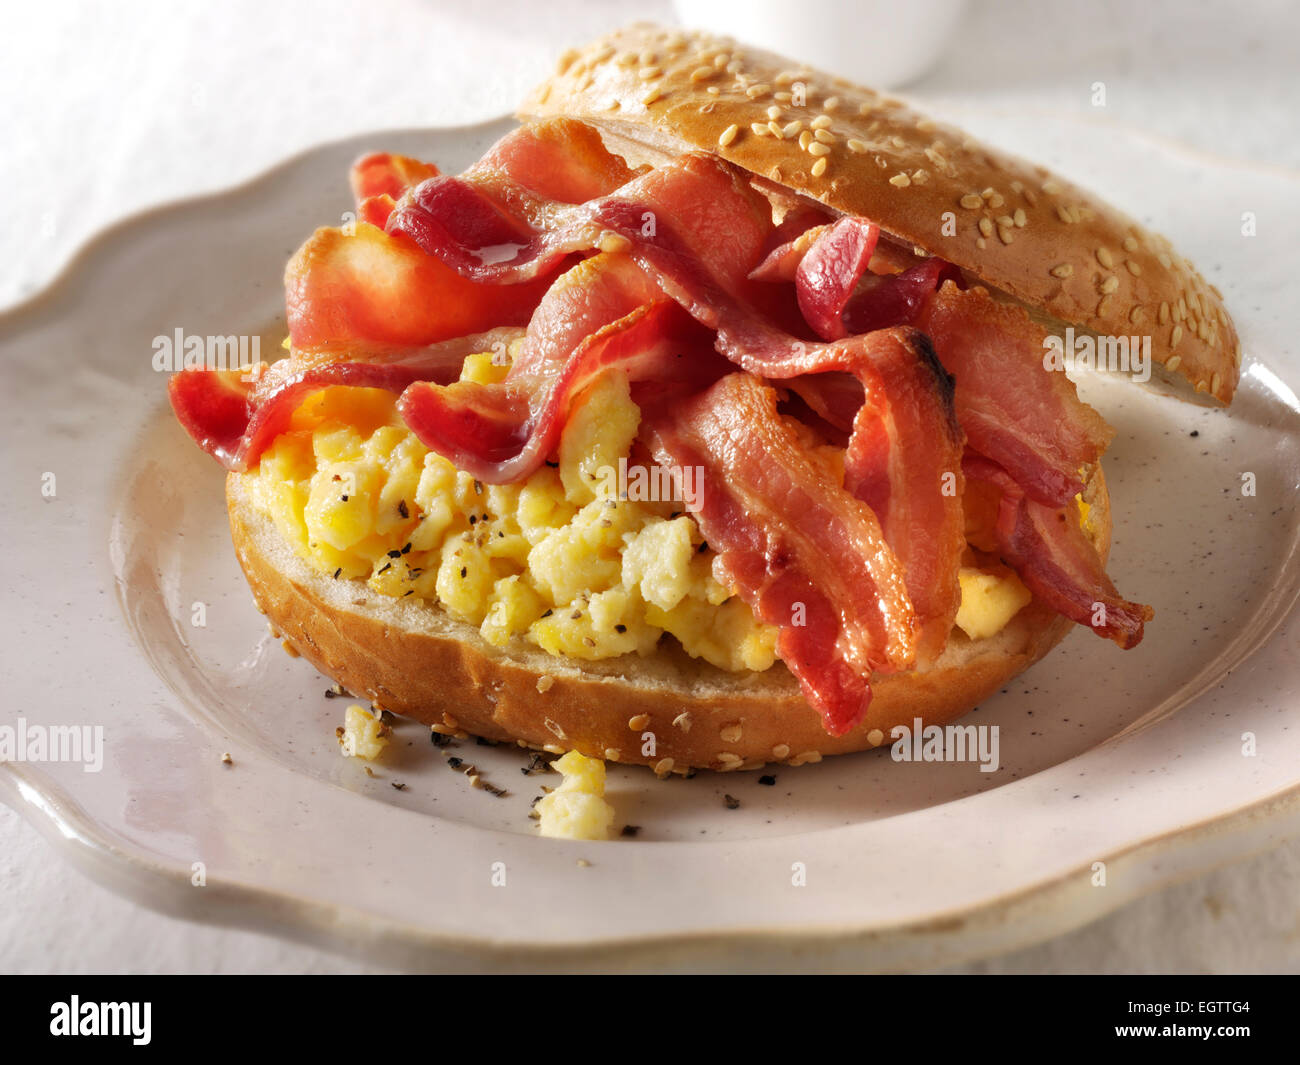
[
  {"left": 620, "top": 825, "right": 641, "bottom": 838},
  {"left": 460, "top": 566, "right": 468, "bottom": 578},
  {"left": 398, "top": 500, "right": 409, "bottom": 518},
  {"left": 541, "top": 609, "right": 553, "bottom": 618},
  {"left": 473, "top": 479, "right": 483, "bottom": 495},
  {"left": 570, "top": 609, "right": 582, "bottom": 619},
  {"left": 520, "top": 753, "right": 550, "bottom": 775},
  {"left": 615, "top": 624, "right": 627, "bottom": 634},
  {"left": 333, "top": 568, "right": 342, "bottom": 579},
  {"left": 545, "top": 460, "right": 558, "bottom": 468},
  {"left": 447, "top": 756, "right": 464, "bottom": 769},
  {"left": 401, "top": 542, "right": 412, "bottom": 554},
  {"left": 387, "top": 548, "right": 402, "bottom": 559},
  {"left": 583, "top": 636, "right": 596, "bottom": 647},
  {"left": 430, "top": 731, "right": 452, "bottom": 747},
  {"left": 758, "top": 774, "right": 777, "bottom": 786},
  {"left": 402, "top": 590, "right": 414, "bottom": 597},
  {"left": 391, "top": 781, "right": 407, "bottom": 791},
  {"left": 469, "top": 515, "right": 478, "bottom": 525},
  {"left": 1190, "top": 430, "right": 1200, "bottom": 437},
  {"left": 698, "top": 541, "right": 709, "bottom": 553},
  {"left": 723, "top": 794, "right": 741, "bottom": 810},
  {"left": 340, "top": 495, "right": 349, "bottom": 502},
  {"left": 475, "top": 736, "right": 500, "bottom": 747},
  {"left": 378, "top": 562, "right": 392, "bottom": 574}
]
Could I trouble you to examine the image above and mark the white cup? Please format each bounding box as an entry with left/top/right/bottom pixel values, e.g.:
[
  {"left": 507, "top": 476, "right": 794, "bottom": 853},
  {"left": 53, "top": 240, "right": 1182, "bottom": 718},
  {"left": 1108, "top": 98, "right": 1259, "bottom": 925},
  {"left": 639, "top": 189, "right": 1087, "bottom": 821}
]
[{"left": 670, "top": 0, "right": 967, "bottom": 89}]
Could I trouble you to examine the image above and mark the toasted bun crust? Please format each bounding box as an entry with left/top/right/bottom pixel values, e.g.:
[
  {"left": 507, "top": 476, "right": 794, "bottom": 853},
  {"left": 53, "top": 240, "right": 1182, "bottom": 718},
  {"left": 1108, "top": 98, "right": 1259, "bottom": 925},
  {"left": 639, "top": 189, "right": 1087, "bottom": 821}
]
[
  {"left": 520, "top": 24, "right": 1239, "bottom": 405},
  {"left": 227, "top": 467, "right": 1111, "bottom": 772}
]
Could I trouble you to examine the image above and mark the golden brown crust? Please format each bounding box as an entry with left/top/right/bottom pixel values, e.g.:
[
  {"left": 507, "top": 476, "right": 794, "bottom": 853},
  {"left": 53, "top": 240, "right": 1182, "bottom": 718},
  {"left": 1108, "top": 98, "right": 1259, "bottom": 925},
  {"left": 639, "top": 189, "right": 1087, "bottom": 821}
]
[
  {"left": 227, "top": 467, "right": 1111, "bottom": 772},
  {"left": 520, "top": 24, "right": 1239, "bottom": 404}
]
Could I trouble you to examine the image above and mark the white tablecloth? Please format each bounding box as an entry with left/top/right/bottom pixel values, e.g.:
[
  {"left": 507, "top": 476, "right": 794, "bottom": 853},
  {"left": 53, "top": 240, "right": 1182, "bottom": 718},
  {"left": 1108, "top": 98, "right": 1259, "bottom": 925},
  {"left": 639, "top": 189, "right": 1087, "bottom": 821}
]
[{"left": 3, "top": 0, "right": 1298, "bottom": 973}]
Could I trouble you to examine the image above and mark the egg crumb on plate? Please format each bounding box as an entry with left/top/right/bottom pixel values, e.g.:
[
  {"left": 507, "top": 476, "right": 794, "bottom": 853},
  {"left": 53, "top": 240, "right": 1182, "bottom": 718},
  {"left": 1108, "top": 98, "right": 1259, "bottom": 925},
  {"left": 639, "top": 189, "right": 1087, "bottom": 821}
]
[
  {"left": 535, "top": 750, "right": 616, "bottom": 840},
  {"left": 337, "top": 704, "right": 391, "bottom": 760}
]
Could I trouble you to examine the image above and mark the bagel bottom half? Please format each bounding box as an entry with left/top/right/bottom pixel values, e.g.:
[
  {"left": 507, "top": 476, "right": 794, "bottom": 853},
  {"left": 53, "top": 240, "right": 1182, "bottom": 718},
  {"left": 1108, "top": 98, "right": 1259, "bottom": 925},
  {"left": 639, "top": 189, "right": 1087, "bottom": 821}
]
[{"left": 227, "top": 465, "right": 1112, "bottom": 772}]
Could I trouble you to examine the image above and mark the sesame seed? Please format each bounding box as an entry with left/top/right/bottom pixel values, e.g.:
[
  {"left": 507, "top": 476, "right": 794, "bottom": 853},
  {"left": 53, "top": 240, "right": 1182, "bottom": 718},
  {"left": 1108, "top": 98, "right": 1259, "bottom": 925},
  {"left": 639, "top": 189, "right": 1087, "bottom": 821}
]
[
  {"left": 1013, "top": 207, "right": 1027, "bottom": 227},
  {"left": 1177, "top": 297, "right": 1187, "bottom": 319},
  {"left": 996, "top": 214, "right": 1015, "bottom": 228},
  {"left": 751, "top": 122, "right": 771, "bottom": 137},
  {"left": 1123, "top": 235, "right": 1139, "bottom": 252},
  {"left": 1158, "top": 302, "right": 1170, "bottom": 324},
  {"left": 716, "top": 752, "right": 743, "bottom": 765},
  {"left": 1101, "top": 275, "right": 1120, "bottom": 294},
  {"left": 640, "top": 88, "right": 663, "bottom": 106},
  {"left": 960, "top": 192, "right": 983, "bottom": 209},
  {"left": 978, "top": 217, "right": 994, "bottom": 237},
  {"left": 814, "top": 127, "right": 836, "bottom": 144},
  {"left": 768, "top": 120, "right": 783, "bottom": 137},
  {"left": 998, "top": 225, "right": 1014, "bottom": 244},
  {"left": 774, "top": 90, "right": 792, "bottom": 102},
  {"left": 1056, "top": 205, "right": 1075, "bottom": 224},
  {"left": 603, "top": 747, "right": 620, "bottom": 761},
  {"left": 690, "top": 65, "right": 715, "bottom": 82},
  {"left": 807, "top": 141, "right": 831, "bottom": 156},
  {"left": 858, "top": 100, "right": 874, "bottom": 115},
  {"left": 772, "top": 743, "right": 791, "bottom": 760},
  {"left": 745, "top": 83, "right": 770, "bottom": 98},
  {"left": 798, "top": 130, "right": 812, "bottom": 150},
  {"left": 846, "top": 137, "right": 868, "bottom": 153},
  {"left": 1158, "top": 252, "right": 1173, "bottom": 269},
  {"left": 1195, "top": 379, "right": 1207, "bottom": 393},
  {"left": 706, "top": 85, "right": 720, "bottom": 95},
  {"left": 1166, "top": 355, "right": 1182, "bottom": 372},
  {"left": 1096, "top": 247, "right": 1115, "bottom": 268},
  {"left": 976, "top": 237, "right": 987, "bottom": 249},
  {"left": 793, "top": 751, "right": 823, "bottom": 765},
  {"left": 1126, "top": 260, "right": 1142, "bottom": 276},
  {"left": 1171, "top": 325, "right": 1184, "bottom": 347},
  {"left": 1097, "top": 294, "right": 1113, "bottom": 317},
  {"left": 783, "top": 119, "right": 804, "bottom": 138},
  {"left": 1042, "top": 179, "right": 1063, "bottom": 195},
  {"left": 1130, "top": 306, "right": 1145, "bottom": 324},
  {"left": 892, "top": 135, "right": 906, "bottom": 149},
  {"left": 766, "top": 105, "right": 782, "bottom": 120},
  {"left": 890, "top": 173, "right": 911, "bottom": 187},
  {"left": 720, "top": 724, "right": 743, "bottom": 743},
  {"left": 672, "top": 712, "right": 692, "bottom": 732},
  {"left": 811, "top": 157, "right": 828, "bottom": 177},
  {"left": 653, "top": 757, "right": 675, "bottom": 777},
  {"left": 718, "top": 123, "right": 739, "bottom": 147},
  {"left": 912, "top": 168, "right": 928, "bottom": 184},
  {"left": 1212, "top": 372, "right": 1222, "bottom": 393},
  {"left": 823, "top": 95, "right": 840, "bottom": 111},
  {"left": 639, "top": 65, "right": 662, "bottom": 80},
  {"left": 810, "top": 114, "right": 833, "bottom": 130},
  {"left": 866, "top": 729, "right": 885, "bottom": 747},
  {"left": 981, "top": 186, "right": 996, "bottom": 200},
  {"left": 628, "top": 714, "right": 649, "bottom": 731},
  {"left": 774, "top": 71, "right": 795, "bottom": 86},
  {"left": 988, "top": 193, "right": 1005, "bottom": 208},
  {"left": 1050, "top": 263, "right": 1073, "bottom": 279}
]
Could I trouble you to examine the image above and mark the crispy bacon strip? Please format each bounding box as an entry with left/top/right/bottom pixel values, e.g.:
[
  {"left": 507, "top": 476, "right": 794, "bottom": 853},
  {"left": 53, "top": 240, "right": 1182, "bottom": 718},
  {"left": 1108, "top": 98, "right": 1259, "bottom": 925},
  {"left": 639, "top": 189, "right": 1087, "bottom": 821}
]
[
  {"left": 350, "top": 152, "right": 440, "bottom": 204},
  {"left": 285, "top": 223, "right": 552, "bottom": 350},
  {"left": 917, "top": 284, "right": 1114, "bottom": 507},
  {"left": 792, "top": 218, "right": 880, "bottom": 340},
  {"left": 964, "top": 453, "right": 1152, "bottom": 647},
  {"left": 168, "top": 329, "right": 523, "bottom": 470},
  {"left": 645, "top": 373, "right": 917, "bottom": 736}
]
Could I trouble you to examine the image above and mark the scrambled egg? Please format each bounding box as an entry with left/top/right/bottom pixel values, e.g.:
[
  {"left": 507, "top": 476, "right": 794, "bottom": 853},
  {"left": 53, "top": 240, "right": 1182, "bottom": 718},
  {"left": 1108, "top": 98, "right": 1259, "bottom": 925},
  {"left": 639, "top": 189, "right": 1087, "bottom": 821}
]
[
  {"left": 248, "top": 346, "right": 1066, "bottom": 672},
  {"left": 535, "top": 750, "right": 615, "bottom": 840},
  {"left": 246, "top": 351, "right": 777, "bottom": 672},
  {"left": 955, "top": 566, "right": 1033, "bottom": 640},
  {"left": 337, "top": 704, "right": 390, "bottom": 760}
]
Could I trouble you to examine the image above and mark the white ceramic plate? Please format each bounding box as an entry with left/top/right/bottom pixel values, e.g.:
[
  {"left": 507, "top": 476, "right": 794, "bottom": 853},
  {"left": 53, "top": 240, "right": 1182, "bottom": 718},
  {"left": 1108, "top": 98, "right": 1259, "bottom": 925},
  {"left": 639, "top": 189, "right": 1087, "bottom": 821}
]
[{"left": 2, "top": 114, "right": 1298, "bottom": 972}]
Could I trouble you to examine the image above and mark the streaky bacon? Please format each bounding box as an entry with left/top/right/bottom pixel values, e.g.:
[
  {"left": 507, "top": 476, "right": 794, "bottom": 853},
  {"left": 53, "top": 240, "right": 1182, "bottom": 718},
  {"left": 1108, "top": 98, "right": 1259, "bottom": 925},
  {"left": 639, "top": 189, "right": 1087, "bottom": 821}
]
[
  {"left": 399, "top": 257, "right": 725, "bottom": 480},
  {"left": 395, "top": 150, "right": 966, "bottom": 653},
  {"left": 916, "top": 283, "right": 1114, "bottom": 507},
  {"left": 842, "top": 257, "right": 963, "bottom": 336},
  {"left": 350, "top": 152, "right": 440, "bottom": 204},
  {"left": 644, "top": 373, "right": 918, "bottom": 736},
  {"left": 168, "top": 329, "right": 524, "bottom": 470},
  {"left": 963, "top": 453, "right": 1152, "bottom": 648},
  {"left": 284, "top": 223, "right": 553, "bottom": 350},
  {"left": 793, "top": 218, "right": 880, "bottom": 340}
]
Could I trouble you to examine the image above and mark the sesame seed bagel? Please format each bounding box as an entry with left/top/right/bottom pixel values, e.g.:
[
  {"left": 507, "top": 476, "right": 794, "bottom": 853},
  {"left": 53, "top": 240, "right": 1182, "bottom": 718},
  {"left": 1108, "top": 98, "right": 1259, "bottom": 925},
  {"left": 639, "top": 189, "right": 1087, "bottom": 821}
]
[
  {"left": 520, "top": 24, "right": 1240, "bottom": 405},
  {"left": 226, "top": 465, "right": 1112, "bottom": 773}
]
